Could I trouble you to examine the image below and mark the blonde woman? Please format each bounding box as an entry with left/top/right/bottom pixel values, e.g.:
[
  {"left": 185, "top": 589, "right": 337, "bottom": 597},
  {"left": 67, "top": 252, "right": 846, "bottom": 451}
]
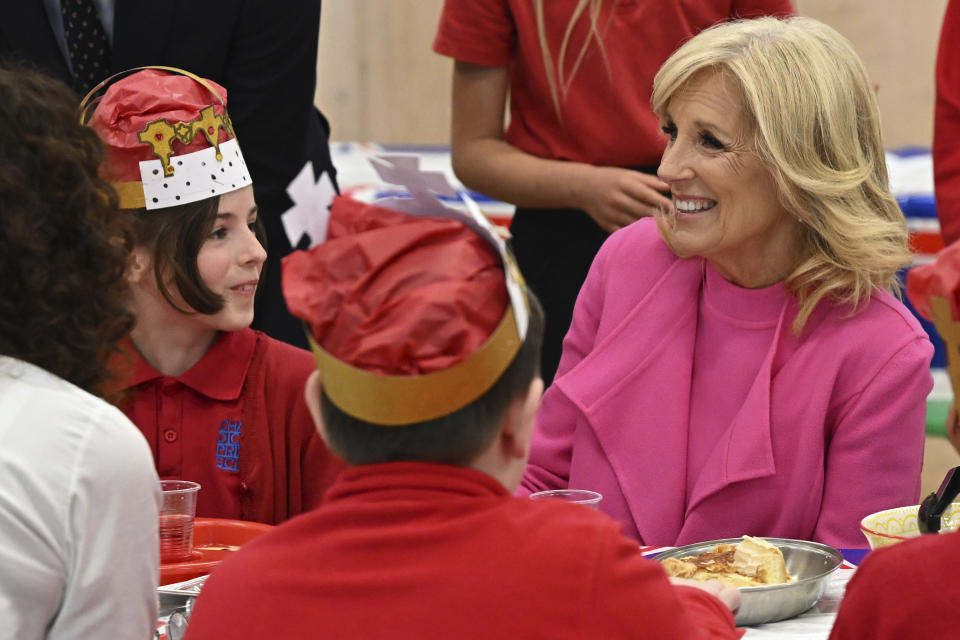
[
  {"left": 434, "top": 0, "right": 793, "bottom": 386},
  {"left": 520, "top": 17, "right": 934, "bottom": 549}
]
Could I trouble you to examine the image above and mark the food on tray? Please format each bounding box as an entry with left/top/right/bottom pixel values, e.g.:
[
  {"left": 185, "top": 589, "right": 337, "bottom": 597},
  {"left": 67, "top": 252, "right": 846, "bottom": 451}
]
[{"left": 661, "top": 536, "right": 793, "bottom": 587}]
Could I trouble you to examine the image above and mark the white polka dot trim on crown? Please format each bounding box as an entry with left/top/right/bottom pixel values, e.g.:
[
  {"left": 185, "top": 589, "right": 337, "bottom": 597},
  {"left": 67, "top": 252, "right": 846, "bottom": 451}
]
[{"left": 138, "top": 138, "right": 251, "bottom": 210}]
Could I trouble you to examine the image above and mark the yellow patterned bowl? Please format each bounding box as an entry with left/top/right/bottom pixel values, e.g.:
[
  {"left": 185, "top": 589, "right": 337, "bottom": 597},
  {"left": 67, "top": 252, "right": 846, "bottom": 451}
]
[{"left": 860, "top": 502, "right": 960, "bottom": 549}]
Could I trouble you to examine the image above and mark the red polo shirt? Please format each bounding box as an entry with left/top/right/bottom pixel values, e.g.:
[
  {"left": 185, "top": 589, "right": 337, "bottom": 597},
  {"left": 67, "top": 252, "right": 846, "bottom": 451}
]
[
  {"left": 110, "top": 329, "right": 345, "bottom": 523},
  {"left": 434, "top": 0, "right": 794, "bottom": 167},
  {"left": 117, "top": 330, "right": 255, "bottom": 518}
]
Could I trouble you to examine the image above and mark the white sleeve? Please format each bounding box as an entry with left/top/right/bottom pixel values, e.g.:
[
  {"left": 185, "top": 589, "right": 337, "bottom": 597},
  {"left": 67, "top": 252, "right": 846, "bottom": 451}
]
[{"left": 49, "top": 404, "right": 160, "bottom": 640}]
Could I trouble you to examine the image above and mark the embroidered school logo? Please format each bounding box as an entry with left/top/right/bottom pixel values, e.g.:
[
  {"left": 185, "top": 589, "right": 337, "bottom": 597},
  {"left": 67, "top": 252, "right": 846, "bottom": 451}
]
[{"left": 216, "top": 419, "right": 242, "bottom": 471}]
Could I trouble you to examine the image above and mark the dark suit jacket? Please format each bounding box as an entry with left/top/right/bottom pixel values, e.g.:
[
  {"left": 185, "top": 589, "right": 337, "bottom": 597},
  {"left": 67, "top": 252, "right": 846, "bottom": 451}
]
[{"left": 0, "top": 0, "right": 337, "bottom": 348}]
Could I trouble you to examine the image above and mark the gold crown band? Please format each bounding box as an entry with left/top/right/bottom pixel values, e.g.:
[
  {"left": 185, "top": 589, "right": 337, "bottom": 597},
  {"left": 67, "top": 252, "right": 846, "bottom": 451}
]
[
  {"left": 113, "top": 181, "right": 147, "bottom": 209},
  {"left": 308, "top": 304, "right": 523, "bottom": 426}
]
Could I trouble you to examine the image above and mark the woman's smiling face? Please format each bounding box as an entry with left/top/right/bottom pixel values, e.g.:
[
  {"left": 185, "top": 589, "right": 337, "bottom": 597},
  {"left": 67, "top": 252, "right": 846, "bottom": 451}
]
[{"left": 656, "top": 70, "right": 801, "bottom": 288}]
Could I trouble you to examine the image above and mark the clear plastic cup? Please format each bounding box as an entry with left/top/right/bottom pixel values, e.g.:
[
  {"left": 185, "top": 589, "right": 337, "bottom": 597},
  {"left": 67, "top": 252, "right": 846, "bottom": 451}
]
[
  {"left": 528, "top": 489, "right": 603, "bottom": 509},
  {"left": 159, "top": 480, "right": 201, "bottom": 564}
]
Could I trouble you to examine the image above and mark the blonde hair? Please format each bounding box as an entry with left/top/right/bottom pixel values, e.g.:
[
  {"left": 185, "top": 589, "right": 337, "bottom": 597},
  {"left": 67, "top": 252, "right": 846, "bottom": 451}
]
[
  {"left": 652, "top": 17, "right": 910, "bottom": 334},
  {"left": 534, "top": 0, "right": 611, "bottom": 120}
]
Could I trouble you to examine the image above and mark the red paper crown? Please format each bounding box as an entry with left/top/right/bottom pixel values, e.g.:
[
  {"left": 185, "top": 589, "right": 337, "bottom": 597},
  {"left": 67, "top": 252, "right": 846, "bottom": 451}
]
[
  {"left": 283, "top": 195, "right": 527, "bottom": 426},
  {"left": 82, "top": 67, "right": 252, "bottom": 210}
]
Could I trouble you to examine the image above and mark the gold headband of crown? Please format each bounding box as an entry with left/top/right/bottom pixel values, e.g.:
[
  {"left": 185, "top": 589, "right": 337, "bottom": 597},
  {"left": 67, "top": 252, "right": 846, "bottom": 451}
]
[{"left": 308, "top": 300, "right": 524, "bottom": 426}]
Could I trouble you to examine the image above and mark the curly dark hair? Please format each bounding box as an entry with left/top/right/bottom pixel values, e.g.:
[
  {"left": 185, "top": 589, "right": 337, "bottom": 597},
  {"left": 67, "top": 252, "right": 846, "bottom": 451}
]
[{"left": 0, "top": 64, "right": 135, "bottom": 396}]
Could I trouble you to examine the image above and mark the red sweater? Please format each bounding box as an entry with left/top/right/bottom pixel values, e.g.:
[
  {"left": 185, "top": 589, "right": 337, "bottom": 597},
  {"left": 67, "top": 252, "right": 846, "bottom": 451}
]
[
  {"left": 829, "top": 530, "right": 960, "bottom": 639},
  {"left": 185, "top": 462, "right": 741, "bottom": 640},
  {"left": 110, "top": 329, "right": 344, "bottom": 524},
  {"left": 830, "top": 533, "right": 960, "bottom": 640}
]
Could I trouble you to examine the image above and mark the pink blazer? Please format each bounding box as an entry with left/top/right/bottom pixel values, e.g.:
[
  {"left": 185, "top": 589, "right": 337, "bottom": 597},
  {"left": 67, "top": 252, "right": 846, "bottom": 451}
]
[{"left": 521, "top": 219, "right": 934, "bottom": 548}]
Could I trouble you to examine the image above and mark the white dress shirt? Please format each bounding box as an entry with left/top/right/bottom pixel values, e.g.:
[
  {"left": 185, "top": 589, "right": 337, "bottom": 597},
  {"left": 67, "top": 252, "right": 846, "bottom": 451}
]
[{"left": 0, "top": 356, "right": 160, "bottom": 640}]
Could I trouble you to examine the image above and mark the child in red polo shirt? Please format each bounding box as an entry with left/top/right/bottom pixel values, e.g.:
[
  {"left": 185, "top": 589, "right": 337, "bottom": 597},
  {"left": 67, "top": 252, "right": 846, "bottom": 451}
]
[
  {"left": 183, "top": 173, "right": 742, "bottom": 639},
  {"left": 86, "top": 68, "right": 343, "bottom": 524}
]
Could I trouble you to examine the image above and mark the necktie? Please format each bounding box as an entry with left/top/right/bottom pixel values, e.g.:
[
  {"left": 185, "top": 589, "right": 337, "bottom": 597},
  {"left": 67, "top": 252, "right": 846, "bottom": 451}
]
[{"left": 60, "top": 0, "right": 111, "bottom": 95}]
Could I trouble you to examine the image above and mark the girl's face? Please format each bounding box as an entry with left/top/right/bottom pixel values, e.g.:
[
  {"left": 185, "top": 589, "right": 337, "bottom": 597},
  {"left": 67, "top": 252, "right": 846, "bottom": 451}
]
[{"left": 194, "top": 185, "right": 266, "bottom": 332}]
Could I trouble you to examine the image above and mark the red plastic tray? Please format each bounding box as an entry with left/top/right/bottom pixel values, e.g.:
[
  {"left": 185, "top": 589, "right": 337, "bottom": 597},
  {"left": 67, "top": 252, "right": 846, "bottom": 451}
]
[{"left": 159, "top": 517, "right": 272, "bottom": 585}]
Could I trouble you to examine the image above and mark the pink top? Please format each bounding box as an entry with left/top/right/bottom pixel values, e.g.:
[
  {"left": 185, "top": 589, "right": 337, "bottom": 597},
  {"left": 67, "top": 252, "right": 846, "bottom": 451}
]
[
  {"left": 687, "top": 263, "right": 785, "bottom": 504},
  {"left": 521, "top": 219, "right": 933, "bottom": 548}
]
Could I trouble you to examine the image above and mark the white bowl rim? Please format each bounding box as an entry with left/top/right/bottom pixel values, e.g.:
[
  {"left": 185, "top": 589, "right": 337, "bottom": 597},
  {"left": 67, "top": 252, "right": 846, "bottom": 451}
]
[{"left": 858, "top": 503, "right": 960, "bottom": 541}]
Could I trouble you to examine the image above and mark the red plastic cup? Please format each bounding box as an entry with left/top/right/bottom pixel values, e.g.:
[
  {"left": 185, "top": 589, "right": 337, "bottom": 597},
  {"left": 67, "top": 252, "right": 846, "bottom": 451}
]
[{"left": 159, "top": 480, "right": 201, "bottom": 563}]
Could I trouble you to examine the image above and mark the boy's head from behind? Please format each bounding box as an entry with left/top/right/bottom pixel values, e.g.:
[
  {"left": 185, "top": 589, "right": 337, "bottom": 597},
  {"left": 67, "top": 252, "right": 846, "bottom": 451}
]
[
  {"left": 315, "top": 295, "right": 543, "bottom": 467},
  {"left": 284, "top": 195, "right": 544, "bottom": 489}
]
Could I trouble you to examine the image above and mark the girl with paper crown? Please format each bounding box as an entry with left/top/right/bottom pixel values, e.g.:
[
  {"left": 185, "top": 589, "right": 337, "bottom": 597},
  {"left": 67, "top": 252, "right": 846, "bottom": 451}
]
[{"left": 86, "top": 68, "right": 344, "bottom": 524}]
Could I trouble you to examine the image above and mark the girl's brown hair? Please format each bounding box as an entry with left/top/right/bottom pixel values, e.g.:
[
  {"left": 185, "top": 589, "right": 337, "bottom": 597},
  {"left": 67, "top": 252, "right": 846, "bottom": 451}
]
[{"left": 128, "top": 197, "right": 267, "bottom": 315}]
